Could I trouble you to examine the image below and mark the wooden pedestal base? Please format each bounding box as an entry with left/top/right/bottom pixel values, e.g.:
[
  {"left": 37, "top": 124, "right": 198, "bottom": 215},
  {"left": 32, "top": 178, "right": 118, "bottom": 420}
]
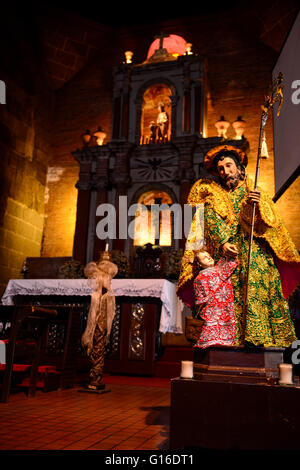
[
  {"left": 78, "top": 385, "right": 111, "bottom": 395},
  {"left": 193, "top": 345, "right": 286, "bottom": 384},
  {"left": 170, "top": 345, "right": 300, "bottom": 450}
]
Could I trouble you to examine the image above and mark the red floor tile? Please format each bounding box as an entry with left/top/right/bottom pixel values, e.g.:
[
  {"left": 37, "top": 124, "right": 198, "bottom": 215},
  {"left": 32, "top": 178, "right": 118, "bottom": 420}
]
[{"left": 0, "top": 379, "right": 170, "bottom": 451}]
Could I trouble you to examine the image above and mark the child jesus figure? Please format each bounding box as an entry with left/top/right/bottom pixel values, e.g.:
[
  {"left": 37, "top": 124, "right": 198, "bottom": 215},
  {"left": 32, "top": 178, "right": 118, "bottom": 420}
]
[{"left": 193, "top": 249, "right": 238, "bottom": 349}]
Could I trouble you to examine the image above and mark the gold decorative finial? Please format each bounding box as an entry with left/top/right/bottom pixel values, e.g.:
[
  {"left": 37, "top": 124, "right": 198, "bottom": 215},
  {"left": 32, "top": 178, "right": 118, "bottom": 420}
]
[{"left": 261, "top": 72, "right": 284, "bottom": 117}]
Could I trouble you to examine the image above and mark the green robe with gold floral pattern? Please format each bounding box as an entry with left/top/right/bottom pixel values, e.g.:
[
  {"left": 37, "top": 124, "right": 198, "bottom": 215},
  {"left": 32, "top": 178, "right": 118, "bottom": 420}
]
[{"left": 177, "top": 177, "right": 299, "bottom": 347}]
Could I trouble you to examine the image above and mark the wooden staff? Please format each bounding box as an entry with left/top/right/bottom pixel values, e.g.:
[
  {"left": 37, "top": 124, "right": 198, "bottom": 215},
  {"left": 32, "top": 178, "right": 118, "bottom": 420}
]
[{"left": 243, "top": 73, "right": 284, "bottom": 330}]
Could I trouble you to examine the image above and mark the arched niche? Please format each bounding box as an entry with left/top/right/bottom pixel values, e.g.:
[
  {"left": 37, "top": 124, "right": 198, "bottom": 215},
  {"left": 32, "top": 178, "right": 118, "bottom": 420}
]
[
  {"left": 140, "top": 84, "right": 172, "bottom": 144},
  {"left": 135, "top": 79, "right": 177, "bottom": 144},
  {"left": 133, "top": 189, "right": 174, "bottom": 247}
]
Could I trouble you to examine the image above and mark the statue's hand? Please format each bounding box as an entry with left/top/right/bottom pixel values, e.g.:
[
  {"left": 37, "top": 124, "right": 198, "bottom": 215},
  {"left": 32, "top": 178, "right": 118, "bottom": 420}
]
[
  {"left": 248, "top": 190, "right": 261, "bottom": 204},
  {"left": 222, "top": 242, "right": 238, "bottom": 258}
]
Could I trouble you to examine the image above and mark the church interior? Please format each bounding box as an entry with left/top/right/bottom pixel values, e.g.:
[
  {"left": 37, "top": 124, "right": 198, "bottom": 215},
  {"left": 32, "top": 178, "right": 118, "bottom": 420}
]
[{"left": 0, "top": 0, "right": 300, "bottom": 453}]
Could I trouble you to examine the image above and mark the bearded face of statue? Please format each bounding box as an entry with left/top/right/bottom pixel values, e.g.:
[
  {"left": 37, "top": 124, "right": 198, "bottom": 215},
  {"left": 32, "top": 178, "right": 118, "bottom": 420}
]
[{"left": 216, "top": 156, "right": 243, "bottom": 190}]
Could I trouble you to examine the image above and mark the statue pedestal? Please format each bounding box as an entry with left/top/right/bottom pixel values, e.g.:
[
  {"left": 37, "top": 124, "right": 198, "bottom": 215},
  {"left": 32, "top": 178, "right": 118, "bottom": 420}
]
[
  {"left": 170, "top": 376, "right": 300, "bottom": 450},
  {"left": 170, "top": 345, "right": 300, "bottom": 450},
  {"left": 78, "top": 384, "right": 111, "bottom": 395},
  {"left": 193, "top": 345, "right": 287, "bottom": 384}
]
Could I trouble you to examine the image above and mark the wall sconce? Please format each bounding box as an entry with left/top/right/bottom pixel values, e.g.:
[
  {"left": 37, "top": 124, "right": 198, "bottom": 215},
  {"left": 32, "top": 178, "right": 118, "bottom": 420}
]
[
  {"left": 185, "top": 43, "right": 193, "bottom": 55},
  {"left": 124, "top": 51, "right": 133, "bottom": 64},
  {"left": 82, "top": 129, "right": 92, "bottom": 146},
  {"left": 93, "top": 126, "right": 107, "bottom": 146},
  {"left": 215, "top": 116, "right": 230, "bottom": 139},
  {"left": 232, "top": 116, "right": 246, "bottom": 140}
]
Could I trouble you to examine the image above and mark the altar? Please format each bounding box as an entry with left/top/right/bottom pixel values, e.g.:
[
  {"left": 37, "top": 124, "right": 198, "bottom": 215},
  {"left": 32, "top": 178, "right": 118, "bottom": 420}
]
[{"left": 1, "top": 278, "right": 183, "bottom": 379}]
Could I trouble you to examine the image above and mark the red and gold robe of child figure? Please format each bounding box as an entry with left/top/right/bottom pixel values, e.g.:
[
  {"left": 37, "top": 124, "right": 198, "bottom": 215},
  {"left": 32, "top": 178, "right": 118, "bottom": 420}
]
[{"left": 193, "top": 258, "right": 238, "bottom": 349}]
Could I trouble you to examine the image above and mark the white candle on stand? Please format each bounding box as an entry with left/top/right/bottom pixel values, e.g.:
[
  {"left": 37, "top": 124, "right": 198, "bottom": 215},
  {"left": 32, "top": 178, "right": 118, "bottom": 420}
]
[
  {"left": 105, "top": 242, "right": 109, "bottom": 251},
  {"left": 181, "top": 360, "right": 194, "bottom": 379},
  {"left": 278, "top": 363, "right": 293, "bottom": 385}
]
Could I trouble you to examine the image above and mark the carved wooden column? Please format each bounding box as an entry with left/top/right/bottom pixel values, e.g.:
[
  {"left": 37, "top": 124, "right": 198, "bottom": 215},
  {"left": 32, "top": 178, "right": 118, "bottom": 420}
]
[
  {"left": 173, "top": 136, "right": 197, "bottom": 249},
  {"left": 170, "top": 94, "right": 178, "bottom": 141},
  {"left": 72, "top": 150, "right": 93, "bottom": 264},
  {"left": 121, "top": 67, "right": 131, "bottom": 140},
  {"left": 182, "top": 62, "right": 192, "bottom": 134},
  {"left": 110, "top": 142, "right": 135, "bottom": 251},
  {"left": 92, "top": 149, "right": 110, "bottom": 260},
  {"left": 112, "top": 95, "right": 121, "bottom": 140},
  {"left": 183, "top": 87, "right": 191, "bottom": 134},
  {"left": 72, "top": 145, "right": 111, "bottom": 264},
  {"left": 111, "top": 64, "right": 132, "bottom": 141},
  {"left": 193, "top": 79, "right": 203, "bottom": 134}
]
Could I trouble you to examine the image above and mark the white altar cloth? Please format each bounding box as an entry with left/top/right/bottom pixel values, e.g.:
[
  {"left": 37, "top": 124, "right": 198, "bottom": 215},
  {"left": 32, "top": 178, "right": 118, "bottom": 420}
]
[{"left": 1, "top": 278, "right": 183, "bottom": 334}]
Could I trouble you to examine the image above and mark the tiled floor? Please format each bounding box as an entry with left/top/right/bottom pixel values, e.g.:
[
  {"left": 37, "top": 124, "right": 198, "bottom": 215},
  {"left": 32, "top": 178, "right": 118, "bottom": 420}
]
[{"left": 0, "top": 376, "right": 171, "bottom": 451}]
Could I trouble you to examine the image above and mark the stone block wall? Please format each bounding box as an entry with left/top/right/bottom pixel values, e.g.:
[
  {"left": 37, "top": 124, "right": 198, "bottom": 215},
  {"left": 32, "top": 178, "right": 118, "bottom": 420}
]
[
  {"left": 0, "top": 198, "right": 44, "bottom": 282},
  {"left": 0, "top": 6, "right": 54, "bottom": 295},
  {"left": 35, "top": 5, "right": 113, "bottom": 90},
  {"left": 42, "top": 165, "right": 79, "bottom": 258},
  {"left": 41, "top": 22, "right": 117, "bottom": 258},
  {"left": 0, "top": 80, "right": 53, "bottom": 294}
]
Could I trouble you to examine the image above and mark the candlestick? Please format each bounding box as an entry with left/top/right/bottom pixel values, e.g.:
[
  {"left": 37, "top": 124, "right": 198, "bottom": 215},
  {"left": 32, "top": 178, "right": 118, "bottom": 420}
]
[
  {"left": 278, "top": 363, "right": 293, "bottom": 385},
  {"left": 100, "top": 242, "right": 110, "bottom": 261},
  {"left": 180, "top": 360, "right": 194, "bottom": 379}
]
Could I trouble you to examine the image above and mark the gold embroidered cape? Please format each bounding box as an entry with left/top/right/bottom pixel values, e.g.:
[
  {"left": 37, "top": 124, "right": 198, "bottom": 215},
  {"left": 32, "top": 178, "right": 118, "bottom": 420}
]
[{"left": 177, "top": 177, "right": 299, "bottom": 347}]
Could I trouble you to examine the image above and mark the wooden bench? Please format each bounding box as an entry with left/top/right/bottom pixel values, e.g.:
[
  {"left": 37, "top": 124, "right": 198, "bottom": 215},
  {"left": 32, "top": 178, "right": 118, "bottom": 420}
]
[{"left": 0, "top": 305, "right": 58, "bottom": 403}]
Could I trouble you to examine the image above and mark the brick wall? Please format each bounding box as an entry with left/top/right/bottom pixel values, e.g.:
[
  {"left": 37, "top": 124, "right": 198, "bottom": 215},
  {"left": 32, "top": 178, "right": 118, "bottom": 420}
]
[
  {"left": 0, "top": 7, "right": 54, "bottom": 294},
  {"left": 41, "top": 41, "right": 116, "bottom": 257},
  {"left": 0, "top": 77, "right": 52, "bottom": 292},
  {"left": 35, "top": 5, "right": 113, "bottom": 90}
]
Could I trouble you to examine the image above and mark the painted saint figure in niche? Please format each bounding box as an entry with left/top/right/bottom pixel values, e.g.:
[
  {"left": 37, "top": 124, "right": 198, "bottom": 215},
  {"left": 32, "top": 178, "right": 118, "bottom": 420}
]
[{"left": 156, "top": 102, "right": 169, "bottom": 140}]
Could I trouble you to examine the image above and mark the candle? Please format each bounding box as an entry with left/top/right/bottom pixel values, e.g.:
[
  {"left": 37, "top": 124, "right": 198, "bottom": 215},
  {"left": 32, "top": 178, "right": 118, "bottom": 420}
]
[
  {"left": 105, "top": 242, "right": 109, "bottom": 251},
  {"left": 278, "top": 363, "right": 293, "bottom": 385},
  {"left": 180, "top": 360, "right": 194, "bottom": 379}
]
